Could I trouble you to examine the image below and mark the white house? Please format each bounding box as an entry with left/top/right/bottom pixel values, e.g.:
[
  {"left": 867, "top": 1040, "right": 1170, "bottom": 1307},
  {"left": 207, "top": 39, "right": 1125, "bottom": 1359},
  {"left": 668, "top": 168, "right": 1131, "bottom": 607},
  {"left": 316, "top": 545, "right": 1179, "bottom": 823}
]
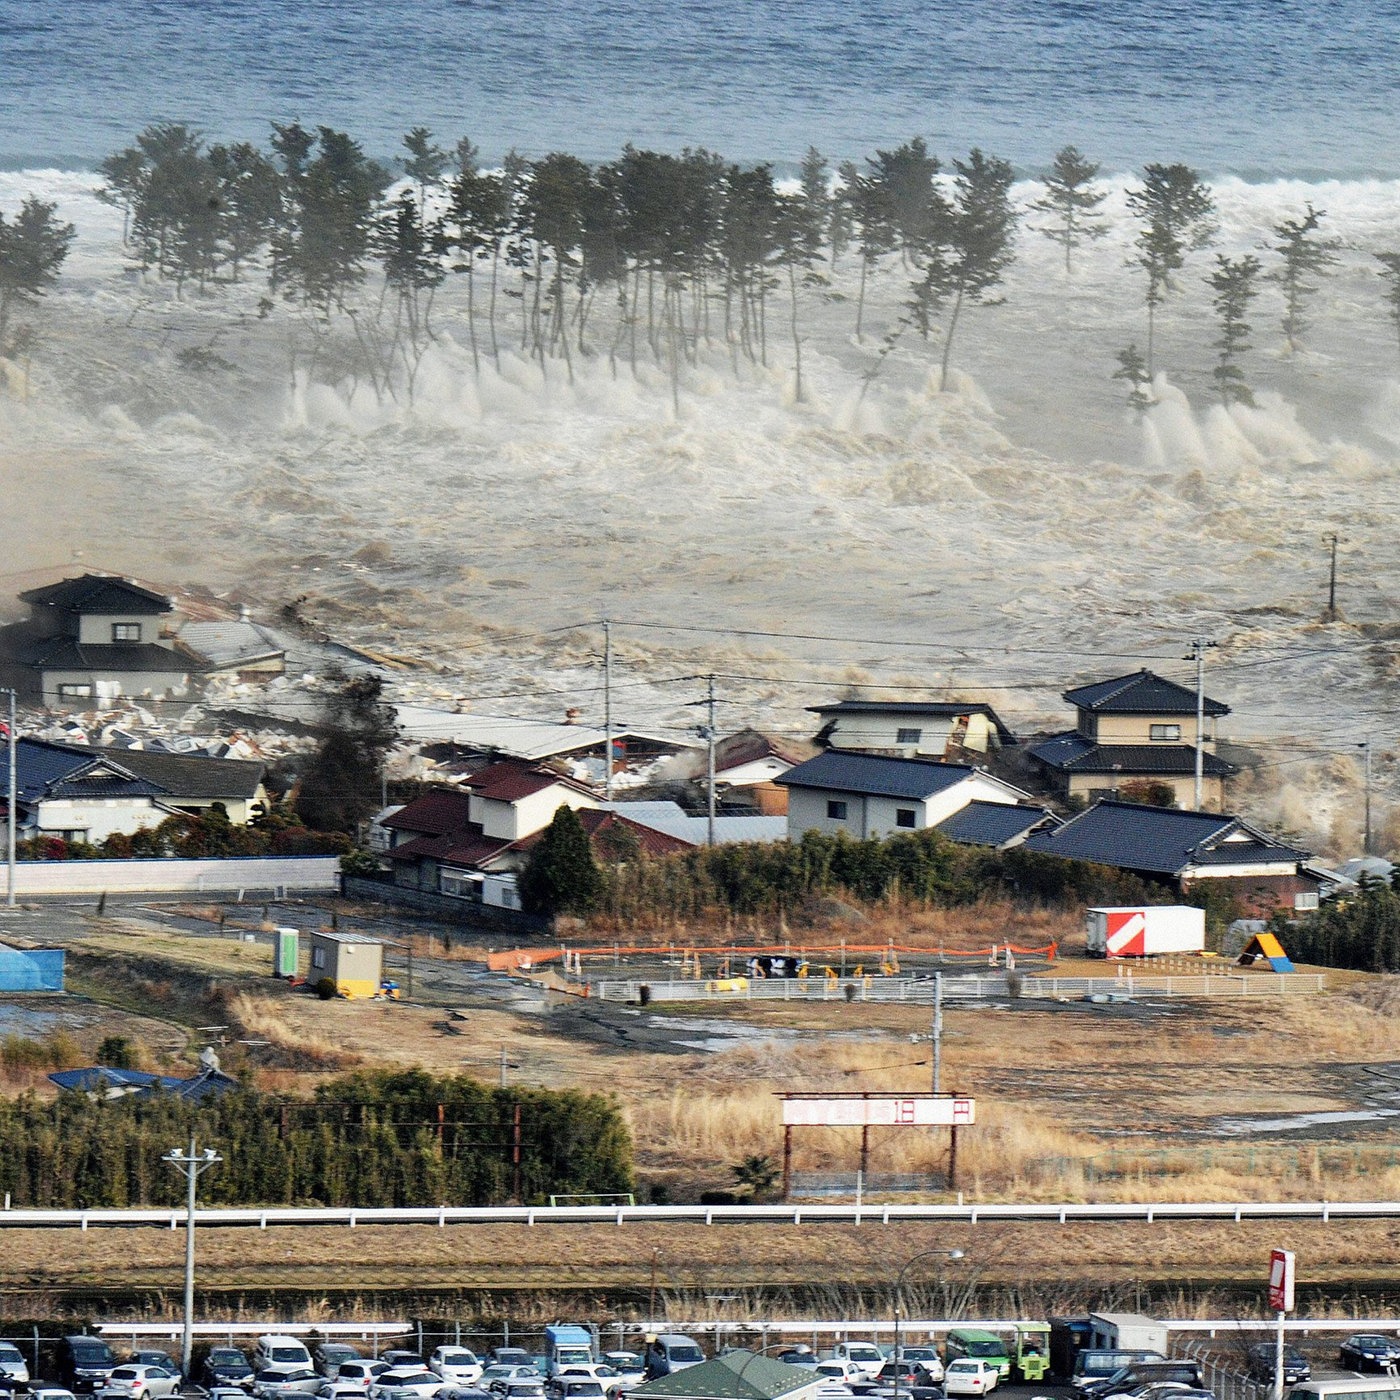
[
  {"left": 775, "top": 751, "right": 1037, "bottom": 842},
  {"left": 459, "top": 760, "right": 600, "bottom": 840},
  {"left": 808, "top": 700, "right": 1016, "bottom": 759}
]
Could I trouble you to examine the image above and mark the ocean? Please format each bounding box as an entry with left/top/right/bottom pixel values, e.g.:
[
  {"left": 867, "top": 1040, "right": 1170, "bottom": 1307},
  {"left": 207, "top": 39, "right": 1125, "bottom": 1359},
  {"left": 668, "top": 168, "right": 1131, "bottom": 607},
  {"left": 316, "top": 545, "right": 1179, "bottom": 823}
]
[{"left": 2, "top": 0, "right": 1400, "bottom": 176}]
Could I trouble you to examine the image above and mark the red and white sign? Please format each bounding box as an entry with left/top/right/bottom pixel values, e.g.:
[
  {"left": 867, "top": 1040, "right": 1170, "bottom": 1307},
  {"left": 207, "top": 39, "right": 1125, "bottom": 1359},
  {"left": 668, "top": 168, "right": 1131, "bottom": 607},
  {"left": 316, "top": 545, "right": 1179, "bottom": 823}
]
[
  {"left": 781, "top": 1095, "right": 976, "bottom": 1127},
  {"left": 1268, "top": 1248, "right": 1295, "bottom": 1312},
  {"left": 1106, "top": 910, "right": 1147, "bottom": 956}
]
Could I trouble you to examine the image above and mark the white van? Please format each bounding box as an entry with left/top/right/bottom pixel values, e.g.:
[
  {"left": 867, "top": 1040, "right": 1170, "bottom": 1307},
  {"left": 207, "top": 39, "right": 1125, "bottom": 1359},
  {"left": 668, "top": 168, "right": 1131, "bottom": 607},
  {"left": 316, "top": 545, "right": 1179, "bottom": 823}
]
[{"left": 254, "top": 1338, "right": 314, "bottom": 1375}]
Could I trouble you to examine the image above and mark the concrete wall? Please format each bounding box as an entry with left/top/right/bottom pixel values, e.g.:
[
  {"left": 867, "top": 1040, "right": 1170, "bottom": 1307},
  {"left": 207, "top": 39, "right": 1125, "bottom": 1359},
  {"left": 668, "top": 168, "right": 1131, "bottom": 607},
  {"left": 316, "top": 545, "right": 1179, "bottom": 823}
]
[{"left": 0, "top": 856, "right": 339, "bottom": 896}]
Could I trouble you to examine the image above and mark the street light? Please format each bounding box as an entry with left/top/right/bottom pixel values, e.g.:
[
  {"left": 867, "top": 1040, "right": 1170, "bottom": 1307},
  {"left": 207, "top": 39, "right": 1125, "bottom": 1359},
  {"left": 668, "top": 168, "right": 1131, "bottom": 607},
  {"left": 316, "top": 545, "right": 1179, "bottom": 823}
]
[
  {"left": 892, "top": 1247, "right": 968, "bottom": 1400},
  {"left": 163, "top": 1136, "right": 222, "bottom": 1378}
]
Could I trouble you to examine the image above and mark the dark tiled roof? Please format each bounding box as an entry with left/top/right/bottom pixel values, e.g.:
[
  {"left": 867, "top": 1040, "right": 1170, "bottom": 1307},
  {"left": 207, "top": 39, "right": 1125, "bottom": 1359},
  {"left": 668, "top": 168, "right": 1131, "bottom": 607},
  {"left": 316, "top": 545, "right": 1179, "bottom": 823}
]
[
  {"left": 1063, "top": 670, "right": 1229, "bottom": 717},
  {"left": 713, "top": 728, "right": 816, "bottom": 772},
  {"left": 20, "top": 574, "right": 173, "bottom": 615},
  {"left": 49, "top": 1065, "right": 237, "bottom": 1100},
  {"left": 1021, "top": 800, "right": 1304, "bottom": 876},
  {"left": 2, "top": 631, "right": 194, "bottom": 675},
  {"left": 934, "top": 801, "right": 1058, "bottom": 847},
  {"left": 383, "top": 790, "right": 475, "bottom": 835},
  {"left": 48, "top": 742, "right": 266, "bottom": 799},
  {"left": 1029, "top": 733, "right": 1238, "bottom": 776},
  {"left": 776, "top": 751, "right": 977, "bottom": 800},
  {"left": 0, "top": 738, "right": 168, "bottom": 804},
  {"left": 808, "top": 699, "right": 1017, "bottom": 744}
]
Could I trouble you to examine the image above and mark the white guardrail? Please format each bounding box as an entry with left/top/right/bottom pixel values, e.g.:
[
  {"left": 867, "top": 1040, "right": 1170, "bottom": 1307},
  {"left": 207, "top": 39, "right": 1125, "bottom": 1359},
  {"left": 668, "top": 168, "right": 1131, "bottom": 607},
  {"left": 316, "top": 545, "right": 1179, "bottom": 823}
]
[
  {"left": 594, "top": 975, "right": 1327, "bottom": 1002},
  {"left": 0, "top": 1199, "right": 1396, "bottom": 1228}
]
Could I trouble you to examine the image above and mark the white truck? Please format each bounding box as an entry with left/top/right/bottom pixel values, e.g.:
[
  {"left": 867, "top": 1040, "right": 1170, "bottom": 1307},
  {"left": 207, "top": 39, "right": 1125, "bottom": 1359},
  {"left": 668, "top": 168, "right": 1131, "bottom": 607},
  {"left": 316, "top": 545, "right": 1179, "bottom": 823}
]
[{"left": 1085, "top": 905, "right": 1205, "bottom": 958}]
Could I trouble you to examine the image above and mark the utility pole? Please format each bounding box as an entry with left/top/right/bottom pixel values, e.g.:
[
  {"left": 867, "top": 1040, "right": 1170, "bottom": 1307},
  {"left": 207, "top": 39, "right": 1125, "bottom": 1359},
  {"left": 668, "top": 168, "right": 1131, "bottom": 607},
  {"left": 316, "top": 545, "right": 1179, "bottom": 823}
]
[
  {"left": 706, "top": 675, "right": 717, "bottom": 848},
  {"left": 163, "top": 1136, "right": 221, "bottom": 1379},
  {"left": 499, "top": 1043, "right": 508, "bottom": 1089},
  {"left": 1360, "top": 739, "right": 1373, "bottom": 856},
  {"left": 931, "top": 970, "right": 943, "bottom": 1095},
  {"left": 1323, "top": 533, "right": 1340, "bottom": 622},
  {"left": 602, "top": 619, "right": 613, "bottom": 800},
  {"left": 1186, "top": 637, "right": 1215, "bottom": 811},
  {"left": 4, "top": 688, "right": 15, "bottom": 909}
]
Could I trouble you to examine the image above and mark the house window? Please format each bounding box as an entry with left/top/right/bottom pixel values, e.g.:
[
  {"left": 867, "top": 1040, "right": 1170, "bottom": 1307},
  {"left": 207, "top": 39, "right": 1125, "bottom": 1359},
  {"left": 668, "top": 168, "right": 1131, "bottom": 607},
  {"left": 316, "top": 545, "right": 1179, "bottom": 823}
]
[
  {"left": 56, "top": 683, "right": 93, "bottom": 699},
  {"left": 439, "top": 869, "right": 482, "bottom": 900},
  {"left": 1294, "top": 891, "right": 1320, "bottom": 912},
  {"left": 1149, "top": 723, "right": 1182, "bottom": 741},
  {"left": 112, "top": 623, "right": 142, "bottom": 643},
  {"left": 895, "top": 808, "right": 917, "bottom": 828},
  {"left": 826, "top": 800, "right": 848, "bottom": 820},
  {"left": 896, "top": 727, "right": 923, "bottom": 745},
  {"left": 311, "top": 947, "right": 327, "bottom": 970}
]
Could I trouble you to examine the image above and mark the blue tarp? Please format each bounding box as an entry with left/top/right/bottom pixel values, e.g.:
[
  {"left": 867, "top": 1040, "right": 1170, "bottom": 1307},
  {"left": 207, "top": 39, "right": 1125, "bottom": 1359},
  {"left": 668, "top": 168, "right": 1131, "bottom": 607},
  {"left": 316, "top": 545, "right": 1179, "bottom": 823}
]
[{"left": 0, "top": 946, "right": 64, "bottom": 991}]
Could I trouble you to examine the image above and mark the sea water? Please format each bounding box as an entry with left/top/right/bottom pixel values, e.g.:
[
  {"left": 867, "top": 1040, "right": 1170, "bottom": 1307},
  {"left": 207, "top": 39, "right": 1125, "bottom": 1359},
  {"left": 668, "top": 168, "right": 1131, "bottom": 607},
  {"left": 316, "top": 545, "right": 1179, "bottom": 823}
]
[{"left": 2, "top": 0, "right": 1400, "bottom": 176}]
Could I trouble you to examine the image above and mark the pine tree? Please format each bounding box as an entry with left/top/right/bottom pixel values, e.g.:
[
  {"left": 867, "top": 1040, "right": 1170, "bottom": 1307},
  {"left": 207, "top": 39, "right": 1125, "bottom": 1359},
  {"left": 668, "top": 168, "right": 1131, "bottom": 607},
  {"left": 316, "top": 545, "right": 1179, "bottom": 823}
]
[
  {"left": 0, "top": 197, "right": 76, "bottom": 359},
  {"left": 1126, "top": 163, "right": 1216, "bottom": 378},
  {"left": 1270, "top": 204, "right": 1339, "bottom": 353},
  {"left": 796, "top": 146, "right": 831, "bottom": 264},
  {"left": 402, "top": 127, "right": 449, "bottom": 208},
  {"left": 1112, "top": 343, "right": 1154, "bottom": 414},
  {"left": 518, "top": 806, "right": 603, "bottom": 917},
  {"left": 1031, "top": 145, "right": 1110, "bottom": 274},
  {"left": 1208, "top": 253, "right": 1262, "bottom": 407}
]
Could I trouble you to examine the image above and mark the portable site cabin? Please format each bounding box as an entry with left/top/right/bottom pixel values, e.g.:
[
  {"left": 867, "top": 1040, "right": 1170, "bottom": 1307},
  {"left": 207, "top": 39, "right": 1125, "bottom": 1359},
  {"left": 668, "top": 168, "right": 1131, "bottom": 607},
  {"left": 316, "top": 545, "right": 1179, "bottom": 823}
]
[
  {"left": 1086, "top": 1314, "right": 1169, "bottom": 1356},
  {"left": 308, "top": 930, "right": 385, "bottom": 998}
]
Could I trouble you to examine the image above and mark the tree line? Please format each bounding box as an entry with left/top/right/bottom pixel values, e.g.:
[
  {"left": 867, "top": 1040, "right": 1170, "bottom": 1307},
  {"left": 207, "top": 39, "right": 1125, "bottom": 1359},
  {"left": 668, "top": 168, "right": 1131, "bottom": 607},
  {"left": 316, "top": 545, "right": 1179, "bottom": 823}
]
[
  {"left": 1272, "top": 875, "right": 1400, "bottom": 972},
  {"left": 0, "top": 1067, "right": 633, "bottom": 1207}
]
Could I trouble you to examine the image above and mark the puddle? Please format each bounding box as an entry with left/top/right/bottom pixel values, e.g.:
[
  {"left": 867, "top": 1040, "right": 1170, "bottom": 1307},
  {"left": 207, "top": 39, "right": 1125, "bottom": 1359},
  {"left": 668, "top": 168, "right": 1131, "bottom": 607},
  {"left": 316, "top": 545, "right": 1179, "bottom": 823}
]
[{"left": 0, "top": 1003, "right": 74, "bottom": 1035}]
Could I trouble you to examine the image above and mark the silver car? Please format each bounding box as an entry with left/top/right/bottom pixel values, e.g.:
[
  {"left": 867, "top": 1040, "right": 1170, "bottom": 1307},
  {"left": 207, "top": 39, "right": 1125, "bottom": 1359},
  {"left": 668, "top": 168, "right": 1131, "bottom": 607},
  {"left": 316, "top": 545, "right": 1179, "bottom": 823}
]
[
  {"left": 0, "top": 1345, "right": 30, "bottom": 1388},
  {"left": 99, "top": 1367, "right": 181, "bottom": 1400},
  {"left": 255, "top": 1371, "right": 326, "bottom": 1400},
  {"left": 369, "top": 1374, "right": 443, "bottom": 1400}
]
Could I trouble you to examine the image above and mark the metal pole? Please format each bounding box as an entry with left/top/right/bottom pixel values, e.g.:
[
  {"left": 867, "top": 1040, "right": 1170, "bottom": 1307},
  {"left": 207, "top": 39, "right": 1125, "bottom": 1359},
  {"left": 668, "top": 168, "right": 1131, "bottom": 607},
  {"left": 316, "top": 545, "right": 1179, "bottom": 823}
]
[
  {"left": 1361, "top": 739, "right": 1373, "bottom": 856},
  {"left": 603, "top": 620, "right": 614, "bottom": 801},
  {"left": 1273, "top": 1310, "right": 1285, "bottom": 1400},
  {"left": 6, "top": 688, "right": 15, "bottom": 908},
  {"left": 706, "top": 675, "right": 716, "bottom": 848},
  {"left": 932, "top": 971, "right": 943, "bottom": 1094},
  {"left": 163, "top": 1136, "right": 221, "bottom": 1380},
  {"left": 1326, "top": 533, "right": 1339, "bottom": 621},
  {"left": 499, "top": 1044, "right": 507, "bottom": 1089},
  {"left": 1193, "top": 638, "right": 1206, "bottom": 811}
]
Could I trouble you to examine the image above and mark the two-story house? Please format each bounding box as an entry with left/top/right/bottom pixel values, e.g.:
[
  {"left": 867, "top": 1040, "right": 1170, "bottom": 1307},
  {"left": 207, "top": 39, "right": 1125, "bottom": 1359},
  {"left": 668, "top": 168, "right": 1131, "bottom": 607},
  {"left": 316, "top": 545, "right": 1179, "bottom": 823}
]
[
  {"left": 1028, "top": 669, "right": 1238, "bottom": 811},
  {"left": 0, "top": 574, "right": 197, "bottom": 706},
  {"left": 808, "top": 699, "right": 1016, "bottom": 760}
]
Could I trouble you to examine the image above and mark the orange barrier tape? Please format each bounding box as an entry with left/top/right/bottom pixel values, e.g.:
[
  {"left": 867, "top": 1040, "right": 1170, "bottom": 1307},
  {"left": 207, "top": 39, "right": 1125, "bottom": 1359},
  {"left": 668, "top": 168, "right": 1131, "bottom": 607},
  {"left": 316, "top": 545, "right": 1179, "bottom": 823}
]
[{"left": 487, "top": 941, "right": 1058, "bottom": 972}]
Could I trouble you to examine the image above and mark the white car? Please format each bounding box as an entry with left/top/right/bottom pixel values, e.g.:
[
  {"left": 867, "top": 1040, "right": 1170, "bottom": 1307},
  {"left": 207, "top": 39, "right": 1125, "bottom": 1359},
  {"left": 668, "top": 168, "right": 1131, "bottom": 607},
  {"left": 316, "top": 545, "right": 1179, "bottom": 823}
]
[
  {"left": 318, "top": 1384, "right": 373, "bottom": 1400},
  {"left": 255, "top": 1372, "right": 326, "bottom": 1400},
  {"left": 0, "top": 1344, "right": 30, "bottom": 1387},
  {"left": 338, "top": 1363, "right": 390, "bottom": 1391},
  {"left": 599, "top": 1357, "right": 644, "bottom": 1391},
  {"left": 815, "top": 1361, "right": 867, "bottom": 1388},
  {"left": 99, "top": 1366, "right": 182, "bottom": 1400},
  {"left": 370, "top": 1373, "right": 443, "bottom": 1400},
  {"left": 256, "top": 1341, "right": 315, "bottom": 1377},
  {"left": 431, "top": 1352, "right": 483, "bottom": 1388},
  {"left": 31, "top": 1389, "right": 77, "bottom": 1400},
  {"left": 483, "top": 1369, "right": 539, "bottom": 1395},
  {"left": 943, "top": 1361, "right": 999, "bottom": 1397},
  {"left": 829, "top": 1346, "right": 885, "bottom": 1381}
]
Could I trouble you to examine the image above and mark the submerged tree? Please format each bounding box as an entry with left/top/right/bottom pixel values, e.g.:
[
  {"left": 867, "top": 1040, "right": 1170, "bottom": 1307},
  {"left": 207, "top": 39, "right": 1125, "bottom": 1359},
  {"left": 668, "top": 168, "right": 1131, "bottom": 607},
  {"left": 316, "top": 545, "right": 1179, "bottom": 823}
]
[
  {"left": 1126, "top": 163, "right": 1217, "bottom": 377},
  {"left": 296, "top": 670, "right": 398, "bottom": 833},
  {"left": 1270, "top": 204, "right": 1339, "bottom": 354},
  {"left": 1031, "top": 144, "right": 1110, "bottom": 274},
  {"left": 1112, "top": 343, "right": 1154, "bottom": 414},
  {"left": 1376, "top": 252, "right": 1400, "bottom": 365},
  {"left": 1208, "top": 253, "right": 1262, "bottom": 407},
  {"left": 0, "top": 197, "right": 76, "bottom": 359}
]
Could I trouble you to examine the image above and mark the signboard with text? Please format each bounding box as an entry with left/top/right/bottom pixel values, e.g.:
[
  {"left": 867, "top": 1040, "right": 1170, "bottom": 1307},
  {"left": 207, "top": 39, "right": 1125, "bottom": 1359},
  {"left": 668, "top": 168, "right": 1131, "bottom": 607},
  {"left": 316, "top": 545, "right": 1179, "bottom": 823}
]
[
  {"left": 780, "top": 1095, "right": 976, "bottom": 1127},
  {"left": 1268, "top": 1248, "right": 1295, "bottom": 1312}
]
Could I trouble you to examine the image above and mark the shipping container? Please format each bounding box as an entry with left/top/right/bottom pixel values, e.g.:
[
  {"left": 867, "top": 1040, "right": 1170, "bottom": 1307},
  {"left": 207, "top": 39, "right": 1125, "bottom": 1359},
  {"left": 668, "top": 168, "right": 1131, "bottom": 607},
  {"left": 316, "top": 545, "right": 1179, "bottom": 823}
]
[
  {"left": 1085, "top": 906, "right": 1205, "bottom": 957},
  {"left": 1086, "top": 1313, "right": 1171, "bottom": 1356}
]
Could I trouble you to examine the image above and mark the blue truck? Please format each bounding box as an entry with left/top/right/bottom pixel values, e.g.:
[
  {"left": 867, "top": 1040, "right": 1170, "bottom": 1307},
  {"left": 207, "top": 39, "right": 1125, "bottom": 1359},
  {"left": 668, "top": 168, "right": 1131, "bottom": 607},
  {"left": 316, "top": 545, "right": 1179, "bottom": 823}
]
[{"left": 544, "top": 1326, "right": 596, "bottom": 1378}]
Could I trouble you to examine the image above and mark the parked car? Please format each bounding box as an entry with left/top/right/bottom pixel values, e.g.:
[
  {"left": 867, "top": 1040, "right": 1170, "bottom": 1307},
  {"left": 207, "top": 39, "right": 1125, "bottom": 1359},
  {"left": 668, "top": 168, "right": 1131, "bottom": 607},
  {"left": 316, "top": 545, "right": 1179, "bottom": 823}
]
[
  {"left": 431, "top": 1353, "right": 484, "bottom": 1389},
  {"left": 815, "top": 1361, "right": 868, "bottom": 1389},
  {"left": 853, "top": 1361, "right": 944, "bottom": 1394},
  {"left": 943, "top": 1334, "right": 1010, "bottom": 1382},
  {"left": 1340, "top": 1337, "right": 1400, "bottom": 1373},
  {"left": 643, "top": 1339, "right": 704, "bottom": 1381},
  {"left": 1073, "top": 1354, "right": 1166, "bottom": 1395},
  {"left": 499, "top": 1384, "right": 545, "bottom": 1400},
  {"left": 483, "top": 1368, "right": 540, "bottom": 1395},
  {"left": 58, "top": 1336, "right": 120, "bottom": 1394},
  {"left": 859, "top": 1364, "right": 945, "bottom": 1400},
  {"left": 314, "top": 1348, "right": 363, "bottom": 1380},
  {"left": 943, "top": 1361, "right": 999, "bottom": 1397},
  {"left": 254, "top": 1369, "right": 326, "bottom": 1399},
  {"left": 126, "top": 1354, "right": 180, "bottom": 1381},
  {"left": 891, "top": 1350, "right": 942, "bottom": 1377},
  {"left": 255, "top": 1341, "right": 315, "bottom": 1378},
  {"left": 0, "top": 1343, "right": 30, "bottom": 1388},
  {"left": 30, "top": 1388, "right": 78, "bottom": 1400},
  {"left": 1085, "top": 1363, "right": 1206, "bottom": 1398},
  {"left": 1245, "top": 1345, "right": 1309, "bottom": 1387},
  {"left": 830, "top": 1346, "right": 887, "bottom": 1382},
  {"left": 337, "top": 1363, "right": 390, "bottom": 1391},
  {"left": 547, "top": 1381, "right": 608, "bottom": 1400},
  {"left": 379, "top": 1358, "right": 428, "bottom": 1375},
  {"left": 486, "top": 1356, "right": 534, "bottom": 1373},
  {"left": 773, "top": 1349, "right": 817, "bottom": 1370},
  {"left": 211, "top": 1387, "right": 256, "bottom": 1400},
  {"left": 370, "top": 1373, "right": 442, "bottom": 1400},
  {"left": 317, "top": 1383, "right": 373, "bottom": 1400},
  {"left": 99, "top": 1365, "right": 182, "bottom": 1400},
  {"left": 204, "top": 1349, "right": 257, "bottom": 1390},
  {"left": 600, "top": 1357, "right": 645, "bottom": 1389}
]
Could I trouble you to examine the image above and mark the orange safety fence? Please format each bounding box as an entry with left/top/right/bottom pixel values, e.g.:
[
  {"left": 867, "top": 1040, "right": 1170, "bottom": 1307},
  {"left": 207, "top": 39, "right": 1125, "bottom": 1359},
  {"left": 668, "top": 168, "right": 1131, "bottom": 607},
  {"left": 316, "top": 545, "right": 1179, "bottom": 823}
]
[{"left": 487, "top": 941, "right": 1058, "bottom": 972}]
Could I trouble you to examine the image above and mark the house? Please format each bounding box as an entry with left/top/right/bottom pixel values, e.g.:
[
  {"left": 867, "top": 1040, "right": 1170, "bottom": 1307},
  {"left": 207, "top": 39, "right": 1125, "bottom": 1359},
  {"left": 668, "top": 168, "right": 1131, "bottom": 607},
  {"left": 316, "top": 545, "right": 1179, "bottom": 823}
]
[
  {"left": 933, "top": 800, "right": 1060, "bottom": 850},
  {"left": 809, "top": 699, "right": 1016, "bottom": 759},
  {"left": 666, "top": 728, "right": 817, "bottom": 815},
  {"left": 1028, "top": 669, "right": 1238, "bottom": 811},
  {"left": 0, "top": 574, "right": 198, "bottom": 707},
  {"left": 0, "top": 738, "right": 270, "bottom": 844},
  {"left": 1020, "top": 799, "right": 1324, "bottom": 916},
  {"left": 775, "top": 751, "right": 1040, "bottom": 842},
  {"left": 308, "top": 930, "right": 384, "bottom": 998},
  {"left": 177, "top": 616, "right": 286, "bottom": 680},
  {"left": 631, "top": 1351, "right": 820, "bottom": 1400},
  {"left": 383, "top": 772, "right": 684, "bottom": 902},
  {"left": 49, "top": 1063, "right": 237, "bottom": 1101},
  {"left": 603, "top": 800, "right": 789, "bottom": 846}
]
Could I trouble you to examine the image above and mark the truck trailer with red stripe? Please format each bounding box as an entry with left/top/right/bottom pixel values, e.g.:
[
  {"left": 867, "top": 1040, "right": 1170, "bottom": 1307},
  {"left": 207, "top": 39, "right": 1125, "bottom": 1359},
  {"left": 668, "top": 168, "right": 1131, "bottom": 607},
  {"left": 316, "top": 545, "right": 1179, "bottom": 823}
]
[{"left": 1085, "top": 905, "right": 1205, "bottom": 957}]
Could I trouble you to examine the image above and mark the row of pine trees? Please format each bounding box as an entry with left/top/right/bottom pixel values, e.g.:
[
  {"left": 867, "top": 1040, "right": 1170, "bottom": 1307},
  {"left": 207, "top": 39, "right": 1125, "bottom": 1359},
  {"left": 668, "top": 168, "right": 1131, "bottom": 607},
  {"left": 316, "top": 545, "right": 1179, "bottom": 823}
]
[{"left": 0, "top": 1069, "right": 633, "bottom": 1208}]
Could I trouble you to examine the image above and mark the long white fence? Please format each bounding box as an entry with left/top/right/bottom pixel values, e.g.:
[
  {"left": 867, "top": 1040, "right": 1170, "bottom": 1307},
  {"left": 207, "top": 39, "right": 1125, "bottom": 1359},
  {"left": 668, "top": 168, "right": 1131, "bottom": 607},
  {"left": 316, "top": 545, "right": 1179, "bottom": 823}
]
[
  {"left": 0, "top": 1198, "right": 1393, "bottom": 1229},
  {"left": 594, "top": 974, "right": 1327, "bottom": 1002},
  {"left": 0, "top": 855, "right": 340, "bottom": 896}
]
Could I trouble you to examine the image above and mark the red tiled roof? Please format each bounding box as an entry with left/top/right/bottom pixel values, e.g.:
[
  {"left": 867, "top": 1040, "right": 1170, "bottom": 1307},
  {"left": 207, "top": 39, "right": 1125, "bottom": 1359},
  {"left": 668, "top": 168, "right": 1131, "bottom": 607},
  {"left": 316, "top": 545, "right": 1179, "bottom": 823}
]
[
  {"left": 461, "top": 758, "right": 595, "bottom": 802},
  {"left": 382, "top": 789, "right": 474, "bottom": 835},
  {"left": 510, "top": 808, "right": 692, "bottom": 861}
]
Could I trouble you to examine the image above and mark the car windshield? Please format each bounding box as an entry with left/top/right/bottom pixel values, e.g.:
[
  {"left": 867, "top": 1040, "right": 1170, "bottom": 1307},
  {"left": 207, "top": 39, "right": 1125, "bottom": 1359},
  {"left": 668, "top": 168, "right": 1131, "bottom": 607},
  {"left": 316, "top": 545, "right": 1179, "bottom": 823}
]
[
  {"left": 73, "top": 1347, "right": 114, "bottom": 1364},
  {"left": 1355, "top": 1338, "right": 1391, "bottom": 1348},
  {"left": 0, "top": 1347, "right": 21, "bottom": 1360},
  {"left": 273, "top": 1352, "right": 309, "bottom": 1364},
  {"left": 948, "top": 1362, "right": 976, "bottom": 1372},
  {"left": 966, "top": 1343, "right": 1003, "bottom": 1359},
  {"left": 441, "top": 1355, "right": 476, "bottom": 1365},
  {"left": 668, "top": 1350, "right": 703, "bottom": 1364},
  {"left": 213, "top": 1352, "right": 248, "bottom": 1364}
]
